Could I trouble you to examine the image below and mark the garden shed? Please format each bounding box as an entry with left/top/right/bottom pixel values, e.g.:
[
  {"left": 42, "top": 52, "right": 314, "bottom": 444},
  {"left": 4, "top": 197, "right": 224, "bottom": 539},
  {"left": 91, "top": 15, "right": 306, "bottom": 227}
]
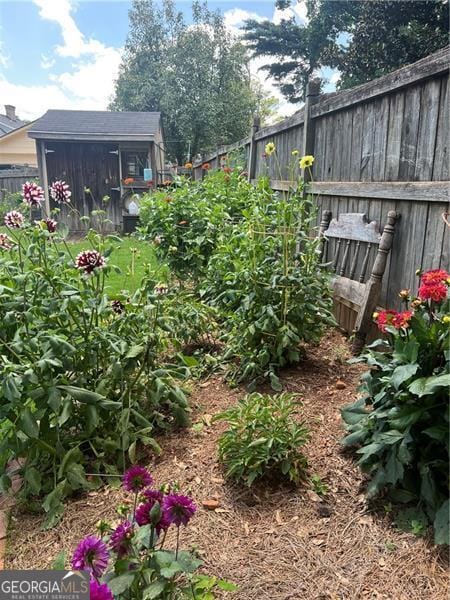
[{"left": 28, "top": 109, "right": 166, "bottom": 232}]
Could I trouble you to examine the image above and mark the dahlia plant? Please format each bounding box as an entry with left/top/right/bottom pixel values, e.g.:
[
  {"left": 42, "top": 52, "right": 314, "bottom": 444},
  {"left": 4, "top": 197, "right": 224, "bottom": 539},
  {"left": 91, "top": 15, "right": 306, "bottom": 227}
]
[
  {"left": 0, "top": 211, "right": 191, "bottom": 527},
  {"left": 342, "top": 269, "right": 450, "bottom": 544},
  {"left": 69, "top": 466, "right": 236, "bottom": 599}
]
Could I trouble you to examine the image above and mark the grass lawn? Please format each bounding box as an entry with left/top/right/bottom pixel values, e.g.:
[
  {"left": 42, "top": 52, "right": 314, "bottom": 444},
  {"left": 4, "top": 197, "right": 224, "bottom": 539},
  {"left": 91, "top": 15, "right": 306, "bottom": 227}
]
[
  {"left": 1, "top": 226, "right": 162, "bottom": 295},
  {"left": 68, "top": 235, "right": 163, "bottom": 295}
]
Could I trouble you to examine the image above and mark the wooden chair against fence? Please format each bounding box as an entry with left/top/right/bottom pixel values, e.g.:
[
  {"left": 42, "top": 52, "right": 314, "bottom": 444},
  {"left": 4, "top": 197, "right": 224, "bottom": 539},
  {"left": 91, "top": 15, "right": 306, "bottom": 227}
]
[{"left": 319, "top": 210, "right": 398, "bottom": 354}]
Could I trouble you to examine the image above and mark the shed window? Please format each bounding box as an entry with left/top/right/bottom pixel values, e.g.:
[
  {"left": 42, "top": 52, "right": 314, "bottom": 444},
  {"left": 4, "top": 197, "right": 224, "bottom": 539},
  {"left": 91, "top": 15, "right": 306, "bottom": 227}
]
[{"left": 122, "top": 150, "right": 149, "bottom": 179}]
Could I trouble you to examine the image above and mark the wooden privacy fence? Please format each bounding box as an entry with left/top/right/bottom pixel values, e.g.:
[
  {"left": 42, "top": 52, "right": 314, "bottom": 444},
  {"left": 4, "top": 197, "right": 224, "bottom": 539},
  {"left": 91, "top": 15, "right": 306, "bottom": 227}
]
[
  {"left": 193, "top": 46, "right": 449, "bottom": 329},
  {"left": 0, "top": 167, "right": 39, "bottom": 197}
]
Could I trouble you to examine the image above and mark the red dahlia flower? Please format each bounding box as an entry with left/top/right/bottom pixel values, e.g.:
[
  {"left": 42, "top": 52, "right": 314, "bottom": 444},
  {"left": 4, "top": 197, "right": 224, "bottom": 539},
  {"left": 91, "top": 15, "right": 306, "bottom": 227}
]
[
  {"left": 22, "top": 181, "right": 44, "bottom": 207},
  {"left": 392, "top": 310, "right": 413, "bottom": 329},
  {"left": 75, "top": 250, "right": 106, "bottom": 276},
  {"left": 4, "top": 210, "right": 24, "bottom": 228},
  {"left": 0, "top": 233, "right": 14, "bottom": 250},
  {"left": 420, "top": 269, "right": 449, "bottom": 285},
  {"left": 418, "top": 282, "right": 448, "bottom": 303},
  {"left": 375, "top": 310, "right": 397, "bottom": 333},
  {"left": 50, "top": 180, "right": 71, "bottom": 203}
]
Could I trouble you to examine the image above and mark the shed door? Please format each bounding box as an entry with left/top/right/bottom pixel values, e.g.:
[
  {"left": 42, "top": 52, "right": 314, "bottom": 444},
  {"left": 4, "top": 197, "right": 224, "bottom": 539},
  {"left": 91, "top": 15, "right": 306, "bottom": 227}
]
[{"left": 45, "top": 141, "right": 121, "bottom": 231}]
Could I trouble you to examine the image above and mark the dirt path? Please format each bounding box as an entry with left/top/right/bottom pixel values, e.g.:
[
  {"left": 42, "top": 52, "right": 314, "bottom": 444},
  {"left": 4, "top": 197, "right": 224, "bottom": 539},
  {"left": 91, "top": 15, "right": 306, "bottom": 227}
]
[{"left": 6, "top": 331, "right": 449, "bottom": 599}]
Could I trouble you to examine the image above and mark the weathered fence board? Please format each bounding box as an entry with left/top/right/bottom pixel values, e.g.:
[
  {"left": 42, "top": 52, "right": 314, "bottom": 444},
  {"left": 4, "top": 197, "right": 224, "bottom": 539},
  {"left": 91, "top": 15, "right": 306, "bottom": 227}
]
[
  {"left": 0, "top": 167, "right": 39, "bottom": 195},
  {"left": 193, "top": 47, "right": 450, "bottom": 327}
]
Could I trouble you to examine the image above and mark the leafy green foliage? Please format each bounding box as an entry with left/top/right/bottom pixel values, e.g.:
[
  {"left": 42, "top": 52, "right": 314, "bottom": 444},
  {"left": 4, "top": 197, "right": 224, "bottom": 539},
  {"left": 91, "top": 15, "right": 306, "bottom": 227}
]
[
  {"left": 138, "top": 170, "right": 254, "bottom": 282},
  {"left": 203, "top": 177, "right": 334, "bottom": 389},
  {"left": 217, "top": 393, "right": 310, "bottom": 486},
  {"left": 243, "top": 0, "right": 448, "bottom": 101},
  {"left": 0, "top": 224, "right": 190, "bottom": 525},
  {"left": 341, "top": 293, "right": 449, "bottom": 545},
  {"left": 111, "top": 0, "right": 256, "bottom": 161}
]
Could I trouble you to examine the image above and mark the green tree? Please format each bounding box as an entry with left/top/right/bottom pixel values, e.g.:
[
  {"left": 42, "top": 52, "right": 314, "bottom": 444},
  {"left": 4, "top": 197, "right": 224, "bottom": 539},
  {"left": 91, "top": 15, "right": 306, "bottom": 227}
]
[
  {"left": 243, "top": 0, "right": 448, "bottom": 101},
  {"left": 111, "top": 0, "right": 256, "bottom": 161}
]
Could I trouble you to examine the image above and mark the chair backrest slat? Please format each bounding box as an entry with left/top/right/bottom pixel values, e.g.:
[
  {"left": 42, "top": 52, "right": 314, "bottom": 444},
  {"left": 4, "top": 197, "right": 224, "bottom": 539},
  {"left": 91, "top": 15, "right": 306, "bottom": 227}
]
[{"left": 319, "top": 209, "right": 399, "bottom": 354}]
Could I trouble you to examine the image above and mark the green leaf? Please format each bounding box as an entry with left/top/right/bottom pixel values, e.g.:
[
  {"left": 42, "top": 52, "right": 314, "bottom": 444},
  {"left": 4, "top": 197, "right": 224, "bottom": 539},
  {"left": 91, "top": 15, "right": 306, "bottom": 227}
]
[
  {"left": 24, "top": 466, "right": 42, "bottom": 494},
  {"left": 20, "top": 407, "right": 39, "bottom": 439},
  {"left": 51, "top": 550, "right": 66, "bottom": 570},
  {"left": 125, "top": 344, "right": 145, "bottom": 359},
  {"left": 269, "top": 372, "right": 283, "bottom": 391},
  {"left": 160, "top": 561, "right": 183, "bottom": 578},
  {"left": 217, "top": 579, "right": 238, "bottom": 591},
  {"left": 391, "top": 364, "right": 418, "bottom": 389},
  {"left": 58, "top": 385, "right": 121, "bottom": 409},
  {"left": 434, "top": 500, "right": 450, "bottom": 545},
  {"left": 408, "top": 374, "right": 450, "bottom": 397},
  {"left": 107, "top": 573, "right": 136, "bottom": 595},
  {"left": 143, "top": 580, "right": 166, "bottom": 599}
]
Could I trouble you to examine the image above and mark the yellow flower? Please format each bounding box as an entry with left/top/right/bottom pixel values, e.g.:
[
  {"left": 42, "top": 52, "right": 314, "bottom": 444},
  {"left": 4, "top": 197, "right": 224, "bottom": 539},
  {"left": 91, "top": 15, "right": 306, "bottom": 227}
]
[
  {"left": 184, "top": 162, "right": 193, "bottom": 169},
  {"left": 372, "top": 312, "right": 379, "bottom": 320},
  {"left": 443, "top": 315, "right": 450, "bottom": 324},
  {"left": 265, "top": 142, "right": 276, "bottom": 156},
  {"left": 291, "top": 149, "right": 299, "bottom": 156},
  {"left": 299, "top": 155, "right": 314, "bottom": 169}
]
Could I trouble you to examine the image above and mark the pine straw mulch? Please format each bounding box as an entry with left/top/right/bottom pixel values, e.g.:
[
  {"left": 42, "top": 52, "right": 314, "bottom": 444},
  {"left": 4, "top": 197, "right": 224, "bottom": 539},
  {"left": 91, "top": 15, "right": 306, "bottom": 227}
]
[{"left": 5, "top": 331, "right": 449, "bottom": 599}]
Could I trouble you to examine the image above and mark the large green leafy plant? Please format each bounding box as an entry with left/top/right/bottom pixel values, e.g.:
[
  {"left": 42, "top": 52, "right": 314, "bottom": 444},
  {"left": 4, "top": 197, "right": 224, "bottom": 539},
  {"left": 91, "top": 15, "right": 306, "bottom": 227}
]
[
  {"left": 138, "top": 169, "right": 254, "bottom": 283},
  {"left": 203, "top": 161, "right": 334, "bottom": 389},
  {"left": 217, "top": 392, "right": 310, "bottom": 486},
  {"left": 0, "top": 215, "right": 189, "bottom": 526},
  {"left": 342, "top": 270, "right": 450, "bottom": 544}
]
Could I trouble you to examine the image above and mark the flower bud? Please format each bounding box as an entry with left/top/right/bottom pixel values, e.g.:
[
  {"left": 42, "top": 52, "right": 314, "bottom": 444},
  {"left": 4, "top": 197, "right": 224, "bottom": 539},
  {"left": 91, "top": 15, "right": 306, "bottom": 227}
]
[
  {"left": 372, "top": 312, "right": 379, "bottom": 320},
  {"left": 398, "top": 289, "right": 410, "bottom": 300},
  {"left": 443, "top": 315, "right": 450, "bottom": 324},
  {"left": 410, "top": 298, "right": 423, "bottom": 310}
]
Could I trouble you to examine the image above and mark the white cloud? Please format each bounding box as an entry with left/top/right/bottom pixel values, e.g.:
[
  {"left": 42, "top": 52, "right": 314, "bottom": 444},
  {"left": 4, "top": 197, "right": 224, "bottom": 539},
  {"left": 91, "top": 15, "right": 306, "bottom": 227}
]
[
  {"left": 33, "top": 0, "right": 104, "bottom": 58},
  {"left": 0, "top": 0, "right": 122, "bottom": 120},
  {"left": 222, "top": 7, "right": 306, "bottom": 120},
  {"left": 53, "top": 46, "right": 122, "bottom": 107},
  {"left": 223, "top": 8, "right": 264, "bottom": 35},
  {"left": 273, "top": 1, "right": 308, "bottom": 26}
]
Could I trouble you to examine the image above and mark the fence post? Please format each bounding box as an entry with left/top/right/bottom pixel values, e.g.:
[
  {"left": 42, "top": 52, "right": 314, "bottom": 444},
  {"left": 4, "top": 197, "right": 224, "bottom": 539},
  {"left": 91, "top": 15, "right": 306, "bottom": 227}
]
[
  {"left": 302, "top": 78, "right": 321, "bottom": 187},
  {"left": 247, "top": 115, "right": 261, "bottom": 183}
]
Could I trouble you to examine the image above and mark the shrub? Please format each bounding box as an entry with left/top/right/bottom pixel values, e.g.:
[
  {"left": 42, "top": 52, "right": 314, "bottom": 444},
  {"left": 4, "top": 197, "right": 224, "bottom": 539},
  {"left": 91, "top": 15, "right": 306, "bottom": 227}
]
[
  {"left": 217, "top": 393, "right": 310, "bottom": 486},
  {"left": 68, "top": 465, "right": 237, "bottom": 599},
  {"left": 341, "top": 270, "right": 450, "bottom": 544},
  {"left": 138, "top": 170, "right": 255, "bottom": 283},
  {"left": 0, "top": 217, "right": 189, "bottom": 525},
  {"left": 203, "top": 177, "right": 334, "bottom": 389}
]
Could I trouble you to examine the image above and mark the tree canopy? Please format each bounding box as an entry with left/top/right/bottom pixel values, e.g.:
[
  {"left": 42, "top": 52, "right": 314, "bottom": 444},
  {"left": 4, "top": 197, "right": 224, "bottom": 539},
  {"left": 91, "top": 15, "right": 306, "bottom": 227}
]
[
  {"left": 111, "top": 0, "right": 256, "bottom": 161},
  {"left": 243, "top": 0, "right": 449, "bottom": 101}
]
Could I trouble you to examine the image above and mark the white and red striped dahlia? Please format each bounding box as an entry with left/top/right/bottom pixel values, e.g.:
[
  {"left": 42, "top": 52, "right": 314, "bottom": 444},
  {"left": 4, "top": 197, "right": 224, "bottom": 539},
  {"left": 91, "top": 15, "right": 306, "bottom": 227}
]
[{"left": 75, "top": 250, "right": 106, "bottom": 276}]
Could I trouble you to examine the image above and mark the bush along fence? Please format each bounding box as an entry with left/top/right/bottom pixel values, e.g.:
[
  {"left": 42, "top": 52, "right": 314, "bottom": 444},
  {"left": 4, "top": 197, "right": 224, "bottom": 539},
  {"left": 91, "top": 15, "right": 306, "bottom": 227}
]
[{"left": 192, "top": 46, "right": 450, "bottom": 332}]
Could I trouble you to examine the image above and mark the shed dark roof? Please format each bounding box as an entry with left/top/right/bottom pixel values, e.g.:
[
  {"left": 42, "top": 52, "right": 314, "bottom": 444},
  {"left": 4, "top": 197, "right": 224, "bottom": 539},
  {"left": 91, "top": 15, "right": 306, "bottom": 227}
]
[{"left": 28, "top": 110, "right": 161, "bottom": 141}]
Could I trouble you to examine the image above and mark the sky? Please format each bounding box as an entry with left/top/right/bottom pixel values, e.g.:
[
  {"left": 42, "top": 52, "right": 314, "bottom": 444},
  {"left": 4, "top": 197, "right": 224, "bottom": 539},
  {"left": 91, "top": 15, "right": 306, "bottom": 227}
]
[{"left": 0, "top": 0, "right": 339, "bottom": 122}]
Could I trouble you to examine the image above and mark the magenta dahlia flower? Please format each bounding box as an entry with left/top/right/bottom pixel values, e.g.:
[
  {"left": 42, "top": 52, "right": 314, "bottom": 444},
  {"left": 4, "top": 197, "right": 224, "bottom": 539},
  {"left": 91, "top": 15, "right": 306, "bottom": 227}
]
[
  {"left": 71, "top": 535, "right": 109, "bottom": 579},
  {"left": 122, "top": 466, "right": 153, "bottom": 493},
  {"left": 135, "top": 501, "right": 171, "bottom": 534},
  {"left": 4, "top": 210, "right": 24, "bottom": 229},
  {"left": 22, "top": 181, "right": 44, "bottom": 207},
  {"left": 162, "top": 494, "right": 196, "bottom": 527},
  {"left": 0, "top": 233, "right": 14, "bottom": 250},
  {"left": 142, "top": 488, "right": 164, "bottom": 505},
  {"left": 75, "top": 250, "right": 106, "bottom": 276},
  {"left": 42, "top": 218, "right": 57, "bottom": 233},
  {"left": 50, "top": 180, "right": 71, "bottom": 203},
  {"left": 90, "top": 580, "right": 114, "bottom": 600},
  {"left": 110, "top": 520, "right": 134, "bottom": 557}
]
